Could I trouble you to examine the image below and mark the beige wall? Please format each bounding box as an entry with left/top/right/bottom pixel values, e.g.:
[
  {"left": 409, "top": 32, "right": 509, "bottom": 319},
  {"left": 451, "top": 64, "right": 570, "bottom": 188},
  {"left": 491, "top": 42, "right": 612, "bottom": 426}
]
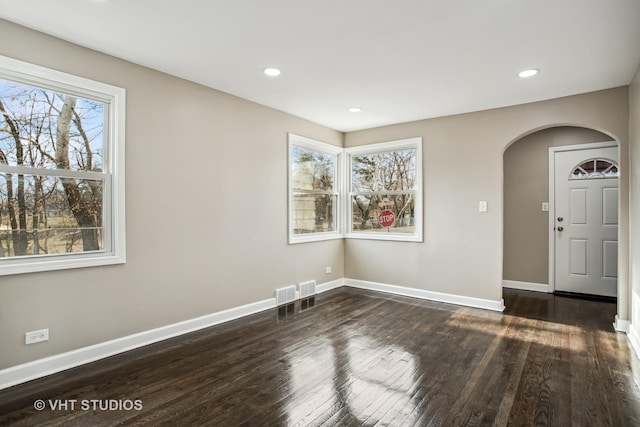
[
  {"left": 629, "top": 64, "right": 640, "bottom": 339},
  {"left": 503, "top": 127, "right": 611, "bottom": 284},
  {"left": 345, "top": 88, "right": 629, "bottom": 304},
  {"left": 0, "top": 18, "right": 634, "bottom": 372},
  {"left": 0, "top": 20, "right": 344, "bottom": 369}
]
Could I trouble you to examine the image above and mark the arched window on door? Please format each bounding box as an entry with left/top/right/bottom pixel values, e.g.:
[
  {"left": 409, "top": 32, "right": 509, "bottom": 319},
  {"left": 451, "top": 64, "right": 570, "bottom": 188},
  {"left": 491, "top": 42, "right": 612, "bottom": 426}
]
[{"left": 569, "top": 158, "right": 619, "bottom": 180}]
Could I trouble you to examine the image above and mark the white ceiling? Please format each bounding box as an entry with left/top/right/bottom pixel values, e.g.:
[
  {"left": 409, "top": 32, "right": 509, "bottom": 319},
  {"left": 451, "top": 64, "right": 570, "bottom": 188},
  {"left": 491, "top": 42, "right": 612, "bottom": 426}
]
[{"left": 1, "top": 0, "right": 639, "bottom": 132}]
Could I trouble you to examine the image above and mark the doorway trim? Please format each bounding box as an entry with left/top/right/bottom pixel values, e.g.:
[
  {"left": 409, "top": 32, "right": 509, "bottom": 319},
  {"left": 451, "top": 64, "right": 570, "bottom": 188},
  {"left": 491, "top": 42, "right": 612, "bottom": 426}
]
[{"left": 547, "top": 141, "right": 618, "bottom": 293}]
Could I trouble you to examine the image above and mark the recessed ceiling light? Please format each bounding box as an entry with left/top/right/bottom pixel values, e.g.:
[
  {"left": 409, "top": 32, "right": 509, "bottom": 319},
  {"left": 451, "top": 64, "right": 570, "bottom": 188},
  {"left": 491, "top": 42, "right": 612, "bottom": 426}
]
[
  {"left": 263, "top": 68, "right": 281, "bottom": 77},
  {"left": 349, "top": 107, "right": 362, "bottom": 113},
  {"left": 518, "top": 68, "right": 539, "bottom": 78}
]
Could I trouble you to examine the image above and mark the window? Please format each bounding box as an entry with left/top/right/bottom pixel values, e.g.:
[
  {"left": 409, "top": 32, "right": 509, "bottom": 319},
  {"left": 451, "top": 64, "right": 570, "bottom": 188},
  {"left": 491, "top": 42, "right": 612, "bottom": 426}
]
[
  {"left": 0, "top": 55, "right": 125, "bottom": 275},
  {"left": 288, "top": 135, "right": 422, "bottom": 243},
  {"left": 346, "top": 137, "right": 422, "bottom": 242},
  {"left": 570, "top": 158, "right": 618, "bottom": 180},
  {"left": 288, "top": 134, "right": 341, "bottom": 243}
]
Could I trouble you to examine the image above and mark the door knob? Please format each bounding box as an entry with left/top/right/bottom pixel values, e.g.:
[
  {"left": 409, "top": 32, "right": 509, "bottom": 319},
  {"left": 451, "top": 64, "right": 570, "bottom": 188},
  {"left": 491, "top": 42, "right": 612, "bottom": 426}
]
[
  {"left": 557, "top": 217, "right": 564, "bottom": 222},
  {"left": 557, "top": 226, "right": 564, "bottom": 232}
]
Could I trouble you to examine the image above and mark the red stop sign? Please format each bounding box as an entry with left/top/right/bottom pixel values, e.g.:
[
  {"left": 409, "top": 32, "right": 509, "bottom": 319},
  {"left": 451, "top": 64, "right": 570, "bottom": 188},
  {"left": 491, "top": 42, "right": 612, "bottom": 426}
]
[{"left": 378, "top": 209, "right": 395, "bottom": 228}]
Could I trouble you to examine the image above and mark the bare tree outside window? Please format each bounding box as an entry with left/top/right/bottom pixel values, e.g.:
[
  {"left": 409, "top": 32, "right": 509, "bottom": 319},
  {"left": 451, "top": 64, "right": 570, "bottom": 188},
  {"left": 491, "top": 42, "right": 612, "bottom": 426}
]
[
  {"left": 0, "top": 79, "right": 105, "bottom": 257},
  {"left": 350, "top": 148, "right": 417, "bottom": 233}
]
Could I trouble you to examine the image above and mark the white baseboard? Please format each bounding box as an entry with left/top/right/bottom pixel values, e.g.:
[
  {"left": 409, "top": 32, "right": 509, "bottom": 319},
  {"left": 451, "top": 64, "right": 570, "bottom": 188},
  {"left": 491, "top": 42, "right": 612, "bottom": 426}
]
[
  {"left": 503, "top": 280, "right": 550, "bottom": 293},
  {"left": 316, "top": 278, "right": 345, "bottom": 294},
  {"left": 614, "top": 315, "right": 630, "bottom": 333},
  {"left": 345, "top": 278, "right": 505, "bottom": 312},
  {"left": 628, "top": 324, "right": 640, "bottom": 360},
  {"left": 0, "top": 276, "right": 501, "bottom": 390},
  {"left": 0, "top": 296, "right": 277, "bottom": 391}
]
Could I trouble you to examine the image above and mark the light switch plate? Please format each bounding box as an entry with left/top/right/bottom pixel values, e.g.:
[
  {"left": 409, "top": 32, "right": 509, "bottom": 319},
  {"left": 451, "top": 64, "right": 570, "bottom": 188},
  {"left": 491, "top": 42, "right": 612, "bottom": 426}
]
[
  {"left": 479, "top": 201, "right": 488, "bottom": 213},
  {"left": 542, "top": 202, "right": 549, "bottom": 212}
]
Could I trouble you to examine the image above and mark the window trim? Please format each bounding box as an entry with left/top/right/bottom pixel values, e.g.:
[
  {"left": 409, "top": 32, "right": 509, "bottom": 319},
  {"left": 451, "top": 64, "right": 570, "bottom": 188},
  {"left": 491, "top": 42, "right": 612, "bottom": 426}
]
[
  {"left": 288, "top": 133, "right": 342, "bottom": 244},
  {"left": 345, "top": 137, "right": 423, "bottom": 242},
  {"left": 0, "top": 55, "right": 126, "bottom": 275}
]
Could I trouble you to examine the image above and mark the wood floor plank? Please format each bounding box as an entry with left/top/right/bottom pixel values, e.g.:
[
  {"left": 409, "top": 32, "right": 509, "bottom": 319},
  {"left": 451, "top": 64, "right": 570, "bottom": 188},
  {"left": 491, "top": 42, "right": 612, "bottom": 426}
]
[
  {"left": 1, "top": 287, "right": 640, "bottom": 426},
  {"left": 395, "top": 309, "right": 499, "bottom": 426}
]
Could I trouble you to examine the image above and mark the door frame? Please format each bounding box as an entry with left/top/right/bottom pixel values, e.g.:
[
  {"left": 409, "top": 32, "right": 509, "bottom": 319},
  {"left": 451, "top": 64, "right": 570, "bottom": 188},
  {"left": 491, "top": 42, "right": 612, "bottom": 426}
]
[{"left": 547, "top": 141, "right": 618, "bottom": 292}]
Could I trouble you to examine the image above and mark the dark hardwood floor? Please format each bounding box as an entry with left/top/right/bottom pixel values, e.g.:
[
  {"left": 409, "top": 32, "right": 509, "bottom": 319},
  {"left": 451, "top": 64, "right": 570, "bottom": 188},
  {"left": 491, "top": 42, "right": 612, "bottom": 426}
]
[{"left": 1, "top": 287, "right": 639, "bottom": 426}]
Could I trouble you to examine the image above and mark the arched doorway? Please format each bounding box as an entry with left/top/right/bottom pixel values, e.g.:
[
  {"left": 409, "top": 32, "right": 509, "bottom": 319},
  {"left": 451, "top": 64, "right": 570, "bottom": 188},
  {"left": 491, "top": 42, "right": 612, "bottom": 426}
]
[{"left": 503, "top": 126, "right": 618, "bottom": 295}]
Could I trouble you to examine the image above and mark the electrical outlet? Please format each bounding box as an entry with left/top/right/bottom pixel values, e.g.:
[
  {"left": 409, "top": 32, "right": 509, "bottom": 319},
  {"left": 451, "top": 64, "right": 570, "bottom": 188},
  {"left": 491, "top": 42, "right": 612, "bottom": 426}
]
[
  {"left": 25, "top": 328, "right": 49, "bottom": 345},
  {"left": 325, "top": 266, "right": 332, "bottom": 274}
]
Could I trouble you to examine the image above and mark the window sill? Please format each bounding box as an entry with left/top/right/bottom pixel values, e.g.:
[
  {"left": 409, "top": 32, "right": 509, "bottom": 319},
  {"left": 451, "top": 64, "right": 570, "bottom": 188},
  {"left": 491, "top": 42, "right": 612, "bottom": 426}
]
[
  {"left": 0, "top": 252, "right": 126, "bottom": 276},
  {"left": 288, "top": 232, "right": 343, "bottom": 245},
  {"left": 290, "top": 232, "right": 424, "bottom": 244},
  {"left": 345, "top": 233, "right": 423, "bottom": 243}
]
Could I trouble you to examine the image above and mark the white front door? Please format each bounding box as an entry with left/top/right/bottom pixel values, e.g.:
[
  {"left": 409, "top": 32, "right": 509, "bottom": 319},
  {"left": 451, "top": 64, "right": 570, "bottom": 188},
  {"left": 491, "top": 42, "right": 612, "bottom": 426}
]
[{"left": 554, "top": 146, "right": 618, "bottom": 297}]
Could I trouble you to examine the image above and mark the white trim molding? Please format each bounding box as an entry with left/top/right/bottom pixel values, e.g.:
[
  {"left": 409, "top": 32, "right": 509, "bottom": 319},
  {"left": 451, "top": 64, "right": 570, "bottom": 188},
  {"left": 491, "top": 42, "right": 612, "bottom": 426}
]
[
  {"left": 345, "top": 278, "right": 505, "bottom": 312},
  {"left": 627, "top": 324, "right": 640, "bottom": 359},
  {"left": 316, "top": 278, "right": 346, "bottom": 293},
  {"left": 613, "top": 315, "right": 630, "bottom": 333},
  {"left": 503, "top": 280, "right": 551, "bottom": 293}
]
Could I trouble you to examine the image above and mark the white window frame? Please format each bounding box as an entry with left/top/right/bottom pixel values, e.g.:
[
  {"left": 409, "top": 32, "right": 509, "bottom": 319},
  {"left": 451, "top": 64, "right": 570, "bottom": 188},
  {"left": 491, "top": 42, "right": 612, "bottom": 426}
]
[
  {"left": 288, "top": 133, "right": 342, "bottom": 244},
  {"left": 345, "top": 137, "right": 423, "bottom": 242},
  {"left": 0, "top": 55, "right": 126, "bottom": 275}
]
